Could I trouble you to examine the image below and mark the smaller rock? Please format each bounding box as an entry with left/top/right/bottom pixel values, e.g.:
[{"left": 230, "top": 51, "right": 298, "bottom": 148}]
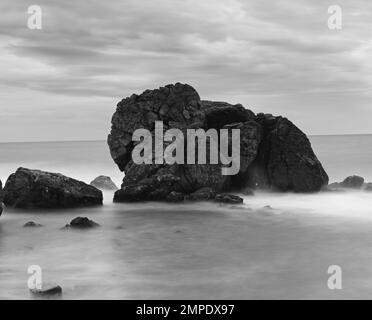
[
  {"left": 23, "top": 221, "right": 43, "bottom": 228},
  {"left": 166, "top": 191, "right": 184, "bottom": 202},
  {"left": 187, "top": 187, "right": 216, "bottom": 201},
  {"left": 4, "top": 168, "right": 103, "bottom": 209},
  {"left": 365, "top": 183, "right": 372, "bottom": 192},
  {"left": 263, "top": 205, "right": 273, "bottom": 210},
  {"left": 30, "top": 284, "right": 62, "bottom": 297},
  {"left": 215, "top": 194, "right": 244, "bottom": 204},
  {"left": 65, "top": 217, "right": 99, "bottom": 229},
  {"left": 341, "top": 175, "right": 364, "bottom": 189},
  {"left": 90, "top": 176, "right": 118, "bottom": 190}
]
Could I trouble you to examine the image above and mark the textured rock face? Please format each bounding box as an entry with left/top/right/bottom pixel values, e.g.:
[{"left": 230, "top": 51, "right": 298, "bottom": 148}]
[
  {"left": 3, "top": 168, "right": 103, "bottom": 209},
  {"left": 201, "top": 101, "right": 255, "bottom": 129},
  {"left": 248, "top": 114, "right": 329, "bottom": 192},
  {"left": 108, "top": 83, "right": 329, "bottom": 201},
  {"left": 108, "top": 83, "right": 205, "bottom": 172},
  {"left": 90, "top": 175, "right": 118, "bottom": 190}
]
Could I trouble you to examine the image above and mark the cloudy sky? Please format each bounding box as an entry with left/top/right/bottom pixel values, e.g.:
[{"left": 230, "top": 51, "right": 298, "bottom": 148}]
[{"left": 0, "top": 0, "right": 371, "bottom": 142}]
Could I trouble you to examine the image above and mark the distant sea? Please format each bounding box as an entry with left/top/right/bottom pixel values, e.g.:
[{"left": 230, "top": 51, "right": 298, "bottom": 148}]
[
  {"left": 1, "top": 134, "right": 372, "bottom": 185},
  {"left": 0, "top": 135, "right": 372, "bottom": 299}
]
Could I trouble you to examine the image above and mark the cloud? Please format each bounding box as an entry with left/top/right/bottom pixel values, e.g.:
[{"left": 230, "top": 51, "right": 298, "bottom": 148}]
[{"left": 0, "top": 0, "right": 371, "bottom": 141}]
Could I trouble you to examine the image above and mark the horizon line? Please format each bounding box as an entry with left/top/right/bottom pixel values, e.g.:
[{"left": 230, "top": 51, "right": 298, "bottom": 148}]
[{"left": 1, "top": 132, "right": 372, "bottom": 144}]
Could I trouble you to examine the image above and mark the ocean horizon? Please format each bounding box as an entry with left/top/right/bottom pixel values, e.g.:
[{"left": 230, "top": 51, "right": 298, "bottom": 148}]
[{"left": 1, "top": 133, "right": 372, "bottom": 184}]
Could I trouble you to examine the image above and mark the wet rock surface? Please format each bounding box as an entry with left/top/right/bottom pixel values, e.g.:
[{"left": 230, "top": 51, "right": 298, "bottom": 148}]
[
  {"left": 3, "top": 168, "right": 103, "bottom": 209},
  {"left": 65, "top": 217, "right": 100, "bottom": 229}
]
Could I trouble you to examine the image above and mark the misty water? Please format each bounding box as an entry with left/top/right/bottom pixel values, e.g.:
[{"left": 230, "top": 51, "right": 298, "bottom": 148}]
[{"left": 1, "top": 135, "right": 372, "bottom": 299}]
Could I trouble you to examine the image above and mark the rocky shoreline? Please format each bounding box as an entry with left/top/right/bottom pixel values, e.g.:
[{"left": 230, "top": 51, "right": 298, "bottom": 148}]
[{"left": 1, "top": 83, "right": 371, "bottom": 212}]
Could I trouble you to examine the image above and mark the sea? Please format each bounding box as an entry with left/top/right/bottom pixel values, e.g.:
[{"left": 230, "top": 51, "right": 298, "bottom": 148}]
[{"left": 0, "top": 134, "right": 372, "bottom": 299}]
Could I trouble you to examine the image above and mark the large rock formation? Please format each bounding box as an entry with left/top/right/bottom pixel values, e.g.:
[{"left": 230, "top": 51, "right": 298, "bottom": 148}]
[
  {"left": 108, "top": 83, "right": 328, "bottom": 201},
  {"left": 3, "top": 168, "right": 103, "bottom": 209}
]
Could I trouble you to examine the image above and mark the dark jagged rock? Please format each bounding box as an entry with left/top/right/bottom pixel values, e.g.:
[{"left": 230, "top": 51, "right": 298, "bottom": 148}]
[
  {"left": 3, "top": 168, "right": 103, "bottom": 209},
  {"left": 65, "top": 217, "right": 99, "bottom": 229},
  {"left": 201, "top": 101, "right": 255, "bottom": 129},
  {"left": 108, "top": 83, "right": 205, "bottom": 172},
  {"left": 215, "top": 194, "right": 244, "bottom": 204},
  {"left": 90, "top": 175, "right": 118, "bottom": 190},
  {"left": 108, "top": 83, "right": 329, "bottom": 201},
  {"left": 341, "top": 175, "right": 364, "bottom": 189},
  {"left": 248, "top": 115, "right": 329, "bottom": 192},
  {"left": 166, "top": 191, "right": 185, "bottom": 202},
  {"left": 30, "top": 284, "right": 62, "bottom": 297},
  {"left": 24, "top": 221, "right": 43, "bottom": 228}
]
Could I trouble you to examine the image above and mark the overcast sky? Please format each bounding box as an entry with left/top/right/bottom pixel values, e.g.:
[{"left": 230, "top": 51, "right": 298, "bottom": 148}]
[{"left": 0, "top": 0, "right": 371, "bottom": 142}]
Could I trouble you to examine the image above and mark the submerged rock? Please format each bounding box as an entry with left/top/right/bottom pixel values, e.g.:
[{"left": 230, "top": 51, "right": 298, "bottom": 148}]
[
  {"left": 90, "top": 175, "right": 118, "bottom": 190},
  {"left": 23, "top": 221, "right": 43, "bottom": 228},
  {"left": 215, "top": 194, "right": 244, "bottom": 204},
  {"left": 108, "top": 83, "right": 329, "bottom": 201},
  {"left": 30, "top": 284, "right": 62, "bottom": 297},
  {"left": 341, "top": 175, "right": 364, "bottom": 189},
  {"left": 3, "top": 168, "right": 103, "bottom": 209},
  {"left": 65, "top": 217, "right": 100, "bottom": 229}
]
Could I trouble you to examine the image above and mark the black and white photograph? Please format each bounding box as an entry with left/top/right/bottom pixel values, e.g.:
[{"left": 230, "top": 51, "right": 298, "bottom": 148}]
[{"left": 0, "top": 0, "right": 372, "bottom": 306}]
